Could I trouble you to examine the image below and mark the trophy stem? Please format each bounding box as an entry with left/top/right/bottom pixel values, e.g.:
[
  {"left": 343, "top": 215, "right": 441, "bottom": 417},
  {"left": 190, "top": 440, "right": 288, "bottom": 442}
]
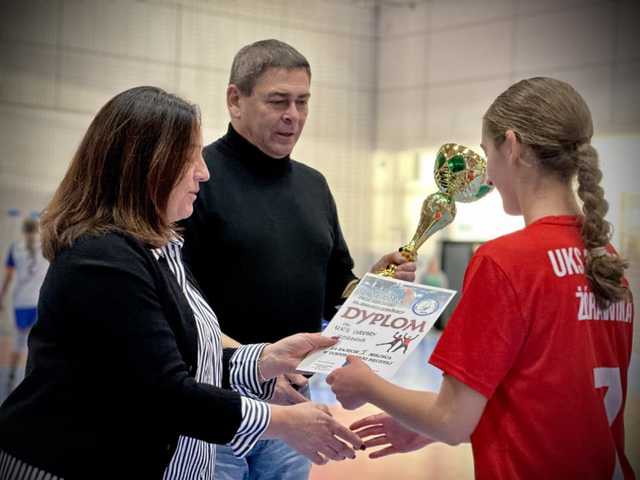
[
  {"left": 400, "top": 242, "right": 417, "bottom": 261},
  {"left": 377, "top": 192, "right": 455, "bottom": 278}
]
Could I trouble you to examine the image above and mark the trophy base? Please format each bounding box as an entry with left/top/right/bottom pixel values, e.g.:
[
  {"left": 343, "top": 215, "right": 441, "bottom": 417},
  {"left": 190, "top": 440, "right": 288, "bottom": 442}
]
[
  {"left": 376, "top": 246, "right": 416, "bottom": 278},
  {"left": 378, "top": 265, "right": 397, "bottom": 277}
]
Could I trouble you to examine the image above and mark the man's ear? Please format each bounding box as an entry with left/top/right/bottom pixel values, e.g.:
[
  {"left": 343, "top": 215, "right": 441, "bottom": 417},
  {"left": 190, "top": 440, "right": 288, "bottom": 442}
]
[{"left": 227, "top": 84, "right": 242, "bottom": 119}]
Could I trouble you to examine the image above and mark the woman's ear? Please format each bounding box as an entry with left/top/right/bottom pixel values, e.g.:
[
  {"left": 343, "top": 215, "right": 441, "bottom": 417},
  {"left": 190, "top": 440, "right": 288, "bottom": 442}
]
[
  {"left": 503, "top": 130, "right": 519, "bottom": 163},
  {"left": 503, "top": 129, "right": 532, "bottom": 168}
]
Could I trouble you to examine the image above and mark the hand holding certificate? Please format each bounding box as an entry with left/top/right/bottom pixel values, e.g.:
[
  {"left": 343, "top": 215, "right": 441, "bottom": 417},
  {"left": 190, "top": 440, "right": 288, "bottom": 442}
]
[{"left": 297, "top": 273, "right": 456, "bottom": 378}]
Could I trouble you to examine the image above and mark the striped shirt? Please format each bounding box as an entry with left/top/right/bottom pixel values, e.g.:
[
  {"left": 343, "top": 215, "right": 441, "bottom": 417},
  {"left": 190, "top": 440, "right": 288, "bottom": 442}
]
[
  {"left": 0, "top": 449, "right": 62, "bottom": 480},
  {"left": 154, "top": 237, "right": 275, "bottom": 480}
]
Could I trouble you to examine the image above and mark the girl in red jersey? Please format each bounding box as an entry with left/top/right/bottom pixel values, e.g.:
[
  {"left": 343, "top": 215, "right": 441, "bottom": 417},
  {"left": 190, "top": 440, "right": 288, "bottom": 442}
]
[{"left": 327, "top": 77, "right": 635, "bottom": 479}]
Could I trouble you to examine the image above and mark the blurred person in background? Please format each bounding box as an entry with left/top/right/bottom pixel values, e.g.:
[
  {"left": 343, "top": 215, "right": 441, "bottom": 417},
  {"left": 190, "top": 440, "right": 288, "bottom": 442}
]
[
  {"left": 328, "top": 77, "right": 635, "bottom": 480},
  {"left": 418, "top": 256, "right": 448, "bottom": 291},
  {"left": 182, "top": 38, "right": 416, "bottom": 480},
  {"left": 0, "top": 217, "right": 48, "bottom": 397},
  {"left": 419, "top": 255, "right": 449, "bottom": 330},
  {"left": 0, "top": 86, "right": 363, "bottom": 480}
]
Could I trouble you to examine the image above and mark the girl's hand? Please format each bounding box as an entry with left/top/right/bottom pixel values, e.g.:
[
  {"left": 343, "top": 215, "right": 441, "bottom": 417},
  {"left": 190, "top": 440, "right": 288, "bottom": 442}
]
[{"left": 326, "top": 355, "right": 375, "bottom": 410}]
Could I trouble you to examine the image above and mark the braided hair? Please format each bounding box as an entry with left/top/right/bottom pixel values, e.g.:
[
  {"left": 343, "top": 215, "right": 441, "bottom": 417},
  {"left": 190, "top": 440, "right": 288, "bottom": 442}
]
[{"left": 484, "top": 77, "right": 628, "bottom": 309}]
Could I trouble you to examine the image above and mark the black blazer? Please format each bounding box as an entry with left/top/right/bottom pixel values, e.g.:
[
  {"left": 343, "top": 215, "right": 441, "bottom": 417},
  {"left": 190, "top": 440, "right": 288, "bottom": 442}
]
[{"left": 0, "top": 232, "right": 244, "bottom": 479}]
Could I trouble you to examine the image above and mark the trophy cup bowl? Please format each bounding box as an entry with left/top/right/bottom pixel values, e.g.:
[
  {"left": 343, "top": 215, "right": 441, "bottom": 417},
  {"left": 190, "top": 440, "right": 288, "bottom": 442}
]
[
  {"left": 378, "top": 143, "right": 493, "bottom": 278},
  {"left": 434, "top": 143, "right": 493, "bottom": 202}
]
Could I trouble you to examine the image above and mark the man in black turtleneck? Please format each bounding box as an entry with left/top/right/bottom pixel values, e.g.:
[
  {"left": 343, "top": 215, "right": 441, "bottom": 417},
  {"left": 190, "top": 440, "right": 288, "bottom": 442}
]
[{"left": 182, "top": 39, "right": 415, "bottom": 480}]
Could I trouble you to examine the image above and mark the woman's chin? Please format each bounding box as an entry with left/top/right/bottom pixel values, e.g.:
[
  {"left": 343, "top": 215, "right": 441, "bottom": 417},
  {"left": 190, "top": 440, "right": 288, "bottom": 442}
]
[{"left": 179, "top": 208, "right": 194, "bottom": 222}]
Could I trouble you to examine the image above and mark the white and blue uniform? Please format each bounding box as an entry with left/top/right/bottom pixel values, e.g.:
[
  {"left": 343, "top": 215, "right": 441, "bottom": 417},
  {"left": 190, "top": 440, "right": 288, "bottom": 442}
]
[{"left": 5, "top": 240, "right": 48, "bottom": 351}]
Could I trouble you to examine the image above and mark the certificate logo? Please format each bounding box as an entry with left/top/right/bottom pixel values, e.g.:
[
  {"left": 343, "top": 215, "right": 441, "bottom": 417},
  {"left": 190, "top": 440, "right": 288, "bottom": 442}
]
[
  {"left": 356, "top": 278, "right": 405, "bottom": 307},
  {"left": 412, "top": 298, "right": 438, "bottom": 316}
]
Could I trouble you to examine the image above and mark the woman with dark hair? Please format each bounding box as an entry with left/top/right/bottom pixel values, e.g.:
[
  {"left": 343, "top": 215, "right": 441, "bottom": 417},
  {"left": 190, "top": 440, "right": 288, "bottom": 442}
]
[
  {"left": 327, "top": 77, "right": 635, "bottom": 479},
  {"left": 0, "top": 86, "right": 362, "bottom": 479},
  {"left": 0, "top": 217, "right": 48, "bottom": 397}
]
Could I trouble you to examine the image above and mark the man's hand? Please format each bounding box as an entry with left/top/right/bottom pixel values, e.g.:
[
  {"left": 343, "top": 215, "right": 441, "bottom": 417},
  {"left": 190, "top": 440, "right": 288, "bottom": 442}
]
[
  {"left": 351, "top": 412, "right": 434, "bottom": 459},
  {"left": 270, "top": 373, "right": 309, "bottom": 405},
  {"left": 326, "top": 355, "right": 376, "bottom": 410},
  {"left": 369, "top": 251, "right": 417, "bottom": 282},
  {"left": 259, "top": 333, "right": 337, "bottom": 380},
  {"left": 266, "top": 402, "right": 364, "bottom": 465}
]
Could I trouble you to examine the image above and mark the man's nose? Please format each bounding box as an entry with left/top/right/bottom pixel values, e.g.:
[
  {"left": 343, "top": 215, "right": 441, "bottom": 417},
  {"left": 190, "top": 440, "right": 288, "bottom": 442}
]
[{"left": 282, "top": 101, "right": 299, "bottom": 122}]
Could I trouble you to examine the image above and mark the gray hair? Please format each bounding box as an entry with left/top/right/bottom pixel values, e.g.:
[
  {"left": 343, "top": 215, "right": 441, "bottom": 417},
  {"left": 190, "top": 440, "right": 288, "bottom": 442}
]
[{"left": 229, "top": 39, "right": 311, "bottom": 95}]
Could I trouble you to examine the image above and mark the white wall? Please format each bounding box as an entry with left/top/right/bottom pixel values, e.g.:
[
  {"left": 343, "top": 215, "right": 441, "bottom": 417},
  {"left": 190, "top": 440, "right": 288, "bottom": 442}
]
[
  {"left": 5, "top": 0, "right": 636, "bottom": 278},
  {"left": 0, "top": 0, "right": 378, "bottom": 273},
  {"left": 374, "top": 0, "right": 640, "bottom": 251},
  {"left": 377, "top": 0, "right": 640, "bottom": 149},
  {"left": 2, "top": 0, "right": 638, "bottom": 321}
]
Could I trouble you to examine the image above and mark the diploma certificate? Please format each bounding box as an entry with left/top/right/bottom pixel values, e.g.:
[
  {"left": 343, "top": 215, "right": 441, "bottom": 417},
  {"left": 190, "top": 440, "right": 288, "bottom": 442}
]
[{"left": 298, "top": 273, "right": 456, "bottom": 378}]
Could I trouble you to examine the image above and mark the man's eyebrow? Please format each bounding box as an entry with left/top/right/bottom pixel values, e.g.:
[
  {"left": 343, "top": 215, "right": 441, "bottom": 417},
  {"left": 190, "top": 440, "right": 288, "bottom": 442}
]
[{"left": 266, "top": 92, "right": 311, "bottom": 99}]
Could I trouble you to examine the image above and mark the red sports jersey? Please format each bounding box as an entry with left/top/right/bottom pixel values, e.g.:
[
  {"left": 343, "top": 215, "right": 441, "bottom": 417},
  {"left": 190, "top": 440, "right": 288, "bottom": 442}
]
[{"left": 430, "top": 216, "right": 635, "bottom": 479}]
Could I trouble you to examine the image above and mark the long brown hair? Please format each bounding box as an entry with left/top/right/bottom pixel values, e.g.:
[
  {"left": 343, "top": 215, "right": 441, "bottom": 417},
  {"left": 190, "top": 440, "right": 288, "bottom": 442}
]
[
  {"left": 484, "top": 77, "right": 628, "bottom": 309},
  {"left": 41, "top": 86, "right": 200, "bottom": 260}
]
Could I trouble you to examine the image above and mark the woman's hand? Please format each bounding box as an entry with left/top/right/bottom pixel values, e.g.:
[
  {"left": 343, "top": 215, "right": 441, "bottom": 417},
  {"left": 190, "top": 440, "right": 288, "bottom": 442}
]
[
  {"left": 351, "top": 412, "right": 434, "bottom": 459},
  {"left": 266, "top": 402, "right": 364, "bottom": 465},
  {"left": 326, "top": 355, "right": 377, "bottom": 410},
  {"left": 259, "top": 333, "right": 337, "bottom": 380},
  {"left": 270, "top": 373, "right": 309, "bottom": 405}
]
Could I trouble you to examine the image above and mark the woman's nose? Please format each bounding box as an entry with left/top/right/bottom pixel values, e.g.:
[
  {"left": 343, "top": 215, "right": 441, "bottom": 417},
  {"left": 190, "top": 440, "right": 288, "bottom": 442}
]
[{"left": 196, "top": 157, "right": 210, "bottom": 182}]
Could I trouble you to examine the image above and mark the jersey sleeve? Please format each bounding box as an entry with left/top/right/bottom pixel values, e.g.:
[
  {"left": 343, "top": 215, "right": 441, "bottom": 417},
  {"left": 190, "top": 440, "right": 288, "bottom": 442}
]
[{"left": 429, "top": 253, "right": 528, "bottom": 399}]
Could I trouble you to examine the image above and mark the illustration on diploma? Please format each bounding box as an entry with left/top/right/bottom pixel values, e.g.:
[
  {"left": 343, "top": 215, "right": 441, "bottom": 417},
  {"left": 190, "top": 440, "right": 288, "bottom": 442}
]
[{"left": 376, "top": 332, "right": 419, "bottom": 354}]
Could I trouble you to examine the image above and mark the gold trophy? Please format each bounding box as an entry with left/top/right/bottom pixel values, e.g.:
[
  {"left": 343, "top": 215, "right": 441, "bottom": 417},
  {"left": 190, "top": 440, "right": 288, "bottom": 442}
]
[{"left": 378, "top": 143, "right": 493, "bottom": 277}]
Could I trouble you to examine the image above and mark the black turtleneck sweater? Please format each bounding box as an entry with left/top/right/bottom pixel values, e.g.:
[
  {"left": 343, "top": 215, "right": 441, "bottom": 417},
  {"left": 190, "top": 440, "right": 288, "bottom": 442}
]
[{"left": 182, "top": 124, "right": 357, "bottom": 344}]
